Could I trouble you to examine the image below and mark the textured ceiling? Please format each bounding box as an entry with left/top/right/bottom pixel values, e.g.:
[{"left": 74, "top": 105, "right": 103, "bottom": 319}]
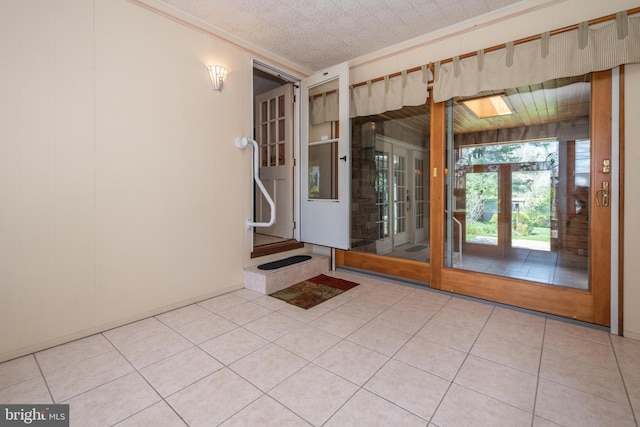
[{"left": 158, "top": 0, "right": 526, "bottom": 71}]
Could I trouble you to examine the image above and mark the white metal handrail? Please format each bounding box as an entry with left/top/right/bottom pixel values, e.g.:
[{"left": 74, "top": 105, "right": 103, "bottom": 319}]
[{"left": 235, "top": 136, "right": 275, "bottom": 229}]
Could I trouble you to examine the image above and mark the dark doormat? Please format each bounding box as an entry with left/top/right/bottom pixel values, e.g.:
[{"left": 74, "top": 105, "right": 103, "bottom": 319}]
[
  {"left": 269, "top": 274, "right": 360, "bottom": 309},
  {"left": 257, "top": 255, "right": 312, "bottom": 270},
  {"left": 406, "top": 245, "right": 428, "bottom": 252}
]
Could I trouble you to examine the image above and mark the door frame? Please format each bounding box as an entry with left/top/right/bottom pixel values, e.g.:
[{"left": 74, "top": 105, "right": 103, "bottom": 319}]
[
  {"left": 250, "top": 60, "right": 303, "bottom": 257},
  {"left": 338, "top": 69, "right": 620, "bottom": 327},
  {"left": 431, "top": 70, "right": 613, "bottom": 326}
]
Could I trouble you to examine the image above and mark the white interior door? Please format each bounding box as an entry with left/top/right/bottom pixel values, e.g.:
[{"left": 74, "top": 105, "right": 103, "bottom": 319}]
[
  {"left": 300, "top": 62, "right": 350, "bottom": 249},
  {"left": 255, "top": 84, "right": 294, "bottom": 239}
]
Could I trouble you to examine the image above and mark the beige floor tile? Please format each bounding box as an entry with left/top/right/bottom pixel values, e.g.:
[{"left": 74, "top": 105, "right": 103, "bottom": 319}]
[
  {"left": 347, "top": 322, "right": 411, "bottom": 357},
  {"left": 229, "top": 344, "right": 307, "bottom": 392},
  {"left": 612, "top": 335, "right": 640, "bottom": 377},
  {"left": 114, "top": 401, "right": 187, "bottom": 427},
  {"left": 368, "top": 307, "right": 430, "bottom": 335},
  {"left": 113, "top": 330, "right": 193, "bottom": 369},
  {"left": 325, "top": 389, "right": 427, "bottom": 426},
  {"left": 532, "top": 416, "right": 563, "bottom": 427},
  {"left": 231, "top": 288, "right": 263, "bottom": 301},
  {"left": 540, "top": 350, "right": 627, "bottom": 404},
  {"left": 622, "top": 372, "right": 640, "bottom": 411},
  {"left": 173, "top": 313, "right": 237, "bottom": 344},
  {"left": 309, "top": 310, "right": 367, "bottom": 338},
  {"left": 432, "top": 383, "right": 532, "bottom": 427},
  {"left": 35, "top": 334, "right": 114, "bottom": 374},
  {"left": 481, "top": 317, "right": 545, "bottom": 348},
  {"left": 391, "top": 297, "right": 443, "bottom": 318},
  {"left": 269, "top": 364, "right": 358, "bottom": 426},
  {"left": 277, "top": 303, "right": 333, "bottom": 324},
  {"left": 103, "top": 317, "right": 170, "bottom": 348},
  {"left": 374, "top": 281, "right": 414, "bottom": 298},
  {"left": 489, "top": 306, "right": 546, "bottom": 328},
  {"left": 197, "top": 293, "right": 246, "bottom": 313},
  {"left": 445, "top": 296, "right": 495, "bottom": 315},
  {"left": 416, "top": 317, "right": 479, "bottom": 352},
  {"left": 471, "top": 332, "right": 541, "bottom": 374},
  {"left": 358, "top": 289, "right": 405, "bottom": 307},
  {"left": 404, "top": 288, "right": 451, "bottom": 306},
  {"left": 535, "top": 378, "right": 636, "bottom": 427},
  {"left": 218, "top": 301, "right": 273, "bottom": 325},
  {"left": 275, "top": 325, "right": 341, "bottom": 361},
  {"left": 199, "top": 327, "right": 268, "bottom": 365},
  {"left": 65, "top": 372, "right": 160, "bottom": 427},
  {"left": 0, "top": 376, "right": 52, "bottom": 404},
  {"left": 244, "top": 312, "right": 303, "bottom": 342},
  {"left": 543, "top": 331, "right": 617, "bottom": 370},
  {"left": 0, "top": 354, "right": 40, "bottom": 389},
  {"left": 315, "top": 340, "right": 388, "bottom": 386},
  {"left": 394, "top": 336, "right": 466, "bottom": 381},
  {"left": 167, "top": 368, "right": 262, "bottom": 427},
  {"left": 44, "top": 349, "right": 134, "bottom": 402},
  {"left": 455, "top": 355, "right": 537, "bottom": 412},
  {"left": 140, "top": 347, "right": 223, "bottom": 397},
  {"left": 220, "top": 395, "right": 312, "bottom": 426},
  {"left": 365, "top": 359, "right": 449, "bottom": 420},
  {"left": 252, "top": 295, "right": 290, "bottom": 311},
  {"left": 334, "top": 298, "right": 387, "bottom": 320},
  {"left": 431, "top": 306, "right": 489, "bottom": 333},
  {"left": 545, "top": 319, "right": 612, "bottom": 345},
  {"left": 155, "top": 304, "right": 211, "bottom": 329}
]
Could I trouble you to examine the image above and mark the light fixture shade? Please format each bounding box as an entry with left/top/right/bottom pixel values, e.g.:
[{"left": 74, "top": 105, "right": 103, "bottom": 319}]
[{"left": 208, "top": 65, "right": 228, "bottom": 91}]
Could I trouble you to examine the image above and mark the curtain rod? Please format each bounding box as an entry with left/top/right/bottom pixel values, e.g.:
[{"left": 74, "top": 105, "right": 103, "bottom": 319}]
[{"left": 349, "top": 6, "right": 640, "bottom": 90}]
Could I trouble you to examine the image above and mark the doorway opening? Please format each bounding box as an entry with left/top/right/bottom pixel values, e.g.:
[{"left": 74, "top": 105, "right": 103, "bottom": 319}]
[{"left": 251, "top": 64, "right": 302, "bottom": 258}]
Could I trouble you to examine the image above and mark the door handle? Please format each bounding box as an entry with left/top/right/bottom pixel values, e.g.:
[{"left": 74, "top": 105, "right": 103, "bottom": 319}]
[{"left": 596, "top": 181, "right": 609, "bottom": 207}]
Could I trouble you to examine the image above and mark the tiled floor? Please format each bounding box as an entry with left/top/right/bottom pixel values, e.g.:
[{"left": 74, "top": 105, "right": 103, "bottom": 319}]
[{"left": 1, "top": 270, "right": 639, "bottom": 426}]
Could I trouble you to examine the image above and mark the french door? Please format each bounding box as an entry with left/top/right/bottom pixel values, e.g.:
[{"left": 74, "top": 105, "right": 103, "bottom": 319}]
[
  {"left": 339, "top": 70, "right": 615, "bottom": 326},
  {"left": 435, "top": 71, "right": 613, "bottom": 326}
]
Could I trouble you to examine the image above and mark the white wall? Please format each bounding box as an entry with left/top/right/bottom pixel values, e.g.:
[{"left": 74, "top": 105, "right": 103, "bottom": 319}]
[
  {"left": 624, "top": 63, "right": 640, "bottom": 340},
  {"left": 0, "top": 0, "right": 278, "bottom": 362}
]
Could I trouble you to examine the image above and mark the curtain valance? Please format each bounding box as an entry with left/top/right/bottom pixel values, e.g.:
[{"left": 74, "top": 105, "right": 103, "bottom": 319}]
[
  {"left": 310, "top": 66, "right": 431, "bottom": 124},
  {"left": 350, "top": 66, "right": 430, "bottom": 118},
  {"left": 433, "top": 11, "right": 640, "bottom": 102}
]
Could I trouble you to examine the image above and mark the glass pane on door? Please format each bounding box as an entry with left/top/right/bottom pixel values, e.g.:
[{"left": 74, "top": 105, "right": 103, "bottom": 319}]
[
  {"left": 350, "top": 102, "right": 430, "bottom": 261},
  {"left": 445, "top": 75, "right": 591, "bottom": 290},
  {"left": 307, "top": 79, "right": 339, "bottom": 200}
]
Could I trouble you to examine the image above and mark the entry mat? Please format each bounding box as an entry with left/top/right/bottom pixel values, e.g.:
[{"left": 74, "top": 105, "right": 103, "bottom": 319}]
[
  {"left": 257, "top": 255, "right": 312, "bottom": 270},
  {"left": 269, "top": 274, "right": 360, "bottom": 309}
]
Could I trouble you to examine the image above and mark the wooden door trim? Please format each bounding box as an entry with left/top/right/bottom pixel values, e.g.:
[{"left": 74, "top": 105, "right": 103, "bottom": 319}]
[
  {"left": 336, "top": 250, "right": 431, "bottom": 284},
  {"left": 591, "top": 70, "right": 612, "bottom": 326},
  {"left": 440, "top": 268, "right": 595, "bottom": 322}
]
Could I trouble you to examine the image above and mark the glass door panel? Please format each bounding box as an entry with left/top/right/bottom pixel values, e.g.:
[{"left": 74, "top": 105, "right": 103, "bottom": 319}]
[{"left": 347, "top": 102, "right": 431, "bottom": 265}]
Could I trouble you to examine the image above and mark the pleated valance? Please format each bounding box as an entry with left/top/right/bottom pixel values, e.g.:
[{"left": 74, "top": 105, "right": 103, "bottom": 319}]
[
  {"left": 310, "top": 66, "right": 431, "bottom": 124},
  {"left": 432, "top": 11, "right": 640, "bottom": 102},
  {"left": 349, "top": 66, "right": 430, "bottom": 118}
]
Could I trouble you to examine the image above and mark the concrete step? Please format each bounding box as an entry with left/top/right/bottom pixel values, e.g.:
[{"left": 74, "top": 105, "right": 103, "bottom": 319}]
[{"left": 243, "top": 253, "right": 330, "bottom": 295}]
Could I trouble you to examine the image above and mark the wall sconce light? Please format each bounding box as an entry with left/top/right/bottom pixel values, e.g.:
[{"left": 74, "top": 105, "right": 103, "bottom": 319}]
[{"left": 207, "top": 65, "right": 228, "bottom": 91}]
